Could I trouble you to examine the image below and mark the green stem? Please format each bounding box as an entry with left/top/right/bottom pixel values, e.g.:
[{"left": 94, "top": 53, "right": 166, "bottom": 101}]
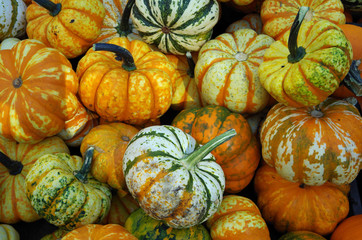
[
  {"left": 93, "top": 43, "right": 137, "bottom": 71},
  {"left": 33, "top": 0, "right": 62, "bottom": 17},
  {"left": 287, "top": 6, "right": 309, "bottom": 63},
  {"left": 186, "top": 52, "right": 195, "bottom": 78},
  {"left": 0, "top": 151, "right": 23, "bottom": 175},
  {"left": 342, "top": 60, "right": 362, "bottom": 97},
  {"left": 117, "top": 0, "right": 135, "bottom": 37},
  {"left": 74, "top": 147, "right": 94, "bottom": 183},
  {"left": 183, "top": 129, "right": 236, "bottom": 170}
]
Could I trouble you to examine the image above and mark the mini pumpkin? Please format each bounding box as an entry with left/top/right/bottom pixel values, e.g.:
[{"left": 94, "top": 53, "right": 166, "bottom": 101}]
[
  {"left": 0, "top": 38, "right": 21, "bottom": 50},
  {"left": 0, "top": 224, "right": 20, "bottom": 240},
  {"left": 226, "top": 13, "right": 262, "bottom": 34},
  {"left": 0, "top": 0, "right": 27, "bottom": 41}
]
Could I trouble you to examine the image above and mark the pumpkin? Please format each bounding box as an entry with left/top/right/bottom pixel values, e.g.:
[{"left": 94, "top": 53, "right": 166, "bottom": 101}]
[
  {"left": 330, "top": 214, "right": 362, "bottom": 240},
  {"left": 258, "top": 7, "right": 353, "bottom": 107},
  {"left": 254, "top": 164, "right": 350, "bottom": 236},
  {"left": 0, "top": 38, "right": 21, "bottom": 50},
  {"left": 80, "top": 122, "right": 139, "bottom": 194},
  {"left": 260, "top": 97, "right": 362, "bottom": 186},
  {"left": 0, "top": 39, "right": 79, "bottom": 144},
  {"left": 123, "top": 125, "right": 235, "bottom": 228},
  {"left": 26, "top": 0, "right": 105, "bottom": 58},
  {"left": 195, "top": 28, "right": 274, "bottom": 114},
  {"left": 0, "top": 224, "right": 20, "bottom": 240},
  {"left": 0, "top": 0, "right": 27, "bottom": 41},
  {"left": 166, "top": 52, "right": 202, "bottom": 110},
  {"left": 130, "top": 0, "right": 220, "bottom": 55},
  {"left": 226, "top": 13, "right": 263, "bottom": 34},
  {"left": 40, "top": 228, "right": 69, "bottom": 240},
  {"left": 278, "top": 231, "right": 327, "bottom": 240},
  {"left": 339, "top": 24, "right": 362, "bottom": 61},
  {"left": 125, "top": 208, "right": 211, "bottom": 240},
  {"left": 76, "top": 37, "right": 177, "bottom": 125},
  {"left": 206, "top": 195, "right": 270, "bottom": 240},
  {"left": 260, "top": 0, "right": 346, "bottom": 40},
  {"left": 62, "top": 224, "right": 138, "bottom": 240},
  {"left": 0, "top": 136, "right": 69, "bottom": 224},
  {"left": 25, "top": 147, "right": 112, "bottom": 230},
  {"left": 171, "top": 105, "right": 260, "bottom": 193},
  {"left": 341, "top": 0, "right": 362, "bottom": 13}
]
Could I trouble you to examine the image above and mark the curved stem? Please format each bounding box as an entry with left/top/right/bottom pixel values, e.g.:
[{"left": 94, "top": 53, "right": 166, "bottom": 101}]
[
  {"left": 74, "top": 147, "right": 94, "bottom": 184},
  {"left": 183, "top": 129, "right": 236, "bottom": 170},
  {"left": 33, "top": 0, "right": 62, "bottom": 17},
  {"left": 186, "top": 52, "right": 195, "bottom": 78},
  {"left": 117, "top": 0, "right": 135, "bottom": 37},
  {"left": 0, "top": 151, "right": 23, "bottom": 175},
  {"left": 93, "top": 43, "right": 136, "bottom": 71},
  {"left": 287, "top": 6, "right": 309, "bottom": 63}
]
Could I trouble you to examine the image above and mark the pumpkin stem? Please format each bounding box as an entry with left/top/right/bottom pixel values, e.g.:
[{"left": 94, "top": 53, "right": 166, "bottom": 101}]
[
  {"left": 310, "top": 105, "right": 323, "bottom": 118},
  {"left": 74, "top": 147, "right": 94, "bottom": 184},
  {"left": 186, "top": 52, "right": 195, "bottom": 78},
  {"left": 33, "top": 0, "right": 62, "bottom": 17},
  {"left": 299, "top": 183, "right": 305, "bottom": 188},
  {"left": 13, "top": 77, "right": 22, "bottom": 88},
  {"left": 0, "top": 151, "right": 23, "bottom": 175},
  {"left": 342, "top": 60, "right": 362, "bottom": 97},
  {"left": 287, "top": 6, "right": 309, "bottom": 63},
  {"left": 117, "top": 0, "right": 135, "bottom": 37},
  {"left": 183, "top": 129, "right": 236, "bottom": 170},
  {"left": 93, "top": 43, "right": 136, "bottom": 71}
]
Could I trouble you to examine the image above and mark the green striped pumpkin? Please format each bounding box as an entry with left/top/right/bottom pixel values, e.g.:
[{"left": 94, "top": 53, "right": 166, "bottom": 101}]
[
  {"left": 0, "top": 0, "right": 27, "bottom": 41},
  {"left": 130, "top": 0, "right": 220, "bottom": 55},
  {"left": 125, "top": 208, "right": 211, "bottom": 240},
  {"left": 123, "top": 125, "right": 235, "bottom": 228}
]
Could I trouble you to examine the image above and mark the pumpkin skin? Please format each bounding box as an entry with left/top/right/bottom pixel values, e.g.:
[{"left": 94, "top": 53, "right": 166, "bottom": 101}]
[
  {"left": 226, "top": 13, "right": 263, "bottom": 34},
  {"left": 0, "top": 0, "right": 27, "bottom": 41},
  {"left": 206, "top": 195, "right": 270, "bottom": 240},
  {"left": 195, "top": 28, "right": 274, "bottom": 114},
  {"left": 62, "top": 224, "right": 138, "bottom": 240},
  {"left": 278, "top": 231, "right": 327, "bottom": 240},
  {"left": 0, "top": 39, "right": 79, "bottom": 144},
  {"left": 80, "top": 122, "right": 139, "bottom": 194},
  {"left": 258, "top": 17, "right": 353, "bottom": 107},
  {"left": 260, "top": 98, "right": 362, "bottom": 186},
  {"left": 0, "top": 136, "right": 69, "bottom": 224},
  {"left": 131, "top": 0, "right": 220, "bottom": 55},
  {"left": 0, "top": 38, "right": 21, "bottom": 50},
  {"left": 330, "top": 214, "right": 362, "bottom": 240},
  {"left": 254, "top": 164, "right": 350, "bottom": 236},
  {"left": 25, "top": 150, "right": 112, "bottom": 230},
  {"left": 26, "top": 0, "right": 105, "bottom": 58},
  {"left": 123, "top": 125, "right": 230, "bottom": 228},
  {"left": 0, "top": 224, "right": 20, "bottom": 240},
  {"left": 76, "top": 37, "right": 176, "bottom": 125},
  {"left": 261, "top": 0, "right": 346, "bottom": 40},
  {"left": 171, "top": 105, "right": 260, "bottom": 193},
  {"left": 125, "top": 208, "right": 211, "bottom": 240}
]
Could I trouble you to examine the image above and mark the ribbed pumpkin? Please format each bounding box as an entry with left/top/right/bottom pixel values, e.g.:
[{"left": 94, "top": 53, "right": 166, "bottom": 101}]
[
  {"left": 260, "top": 97, "right": 362, "bottom": 186},
  {"left": 76, "top": 37, "right": 176, "bottom": 125},
  {"left": 123, "top": 125, "right": 235, "bottom": 228},
  {"left": 0, "top": 0, "right": 27, "bottom": 41},
  {"left": 330, "top": 214, "right": 362, "bottom": 240},
  {"left": 62, "top": 224, "right": 138, "bottom": 240},
  {"left": 254, "top": 164, "right": 350, "bottom": 236},
  {"left": 125, "top": 208, "right": 211, "bottom": 240},
  {"left": 171, "top": 105, "right": 260, "bottom": 193},
  {"left": 0, "top": 136, "right": 69, "bottom": 224},
  {"left": 258, "top": 7, "right": 353, "bottom": 107},
  {"left": 25, "top": 148, "right": 112, "bottom": 230},
  {"left": 26, "top": 0, "right": 105, "bottom": 58},
  {"left": 260, "top": 0, "right": 346, "bottom": 40},
  {"left": 226, "top": 13, "right": 263, "bottom": 34},
  {"left": 195, "top": 28, "right": 274, "bottom": 114},
  {"left": 279, "top": 231, "right": 327, "bottom": 240},
  {"left": 0, "top": 224, "right": 20, "bottom": 240},
  {"left": 130, "top": 0, "right": 220, "bottom": 55},
  {"left": 206, "top": 195, "right": 270, "bottom": 240},
  {"left": 0, "top": 39, "right": 79, "bottom": 144},
  {"left": 80, "top": 122, "right": 139, "bottom": 195}
]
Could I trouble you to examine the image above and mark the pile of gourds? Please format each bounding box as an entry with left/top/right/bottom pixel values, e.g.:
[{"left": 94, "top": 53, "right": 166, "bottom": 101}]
[{"left": 0, "top": 0, "right": 362, "bottom": 239}]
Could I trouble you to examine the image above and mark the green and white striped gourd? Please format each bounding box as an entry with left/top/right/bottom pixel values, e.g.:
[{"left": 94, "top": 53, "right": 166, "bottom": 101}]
[
  {"left": 0, "top": 0, "right": 27, "bottom": 41},
  {"left": 123, "top": 125, "right": 235, "bottom": 229},
  {"left": 130, "top": 0, "right": 220, "bottom": 55}
]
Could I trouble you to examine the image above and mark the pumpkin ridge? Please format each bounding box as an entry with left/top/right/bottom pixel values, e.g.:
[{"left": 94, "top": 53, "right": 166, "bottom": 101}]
[
  {"left": 194, "top": 171, "right": 212, "bottom": 223},
  {"left": 216, "top": 61, "right": 238, "bottom": 106},
  {"left": 55, "top": 14, "right": 91, "bottom": 44},
  {"left": 6, "top": 0, "right": 20, "bottom": 38},
  {"left": 303, "top": 25, "right": 341, "bottom": 51},
  {"left": 280, "top": 66, "right": 303, "bottom": 106},
  {"left": 244, "top": 62, "right": 257, "bottom": 113},
  {"left": 214, "top": 37, "right": 234, "bottom": 53},
  {"left": 10, "top": 179, "right": 20, "bottom": 221},
  {"left": 239, "top": 31, "right": 258, "bottom": 53}
]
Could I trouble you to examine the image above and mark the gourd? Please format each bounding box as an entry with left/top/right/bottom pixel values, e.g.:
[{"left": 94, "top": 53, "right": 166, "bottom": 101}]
[
  {"left": 330, "top": 214, "right": 362, "bottom": 240},
  {"left": 226, "top": 13, "right": 262, "bottom": 34},
  {"left": 130, "top": 0, "right": 220, "bottom": 55},
  {"left": 258, "top": 7, "right": 353, "bottom": 107},
  {"left": 0, "top": 38, "right": 21, "bottom": 50},
  {"left": 0, "top": 224, "right": 20, "bottom": 240},
  {"left": 195, "top": 28, "right": 274, "bottom": 114},
  {"left": 260, "top": 97, "right": 362, "bottom": 186},
  {"left": 123, "top": 125, "right": 235, "bottom": 228},
  {"left": 0, "top": 0, "right": 27, "bottom": 41},
  {"left": 0, "top": 136, "right": 69, "bottom": 224},
  {"left": 26, "top": 0, "right": 106, "bottom": 58},
  {"left": 25, "top": 147, "right": 112, "bottom": 230},
  {"left": 278, "top": 231, "right": 327, "bottom": 240}
]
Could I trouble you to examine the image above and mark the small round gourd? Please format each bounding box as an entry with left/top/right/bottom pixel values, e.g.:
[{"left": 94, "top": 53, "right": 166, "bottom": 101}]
[
  {"left": 0, "top": 224, "right": 20, "bottom": 240},
  {"left": 0, "top": 0, "right": 27, "bottom": 41}
]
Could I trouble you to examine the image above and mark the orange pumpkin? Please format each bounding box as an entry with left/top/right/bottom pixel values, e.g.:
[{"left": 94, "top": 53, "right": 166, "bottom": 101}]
[
  {"left": 26, "top": 0, "right": 105, "bottom": 58},
  {"left": 254, "top": 164, "right": 350, "bottom": 236},
  {"left": 76, "top": 37, "right": 176, "bottom": 125},
  {"left": 330, "top": 214, "right": 362, "bottom": 240}
]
